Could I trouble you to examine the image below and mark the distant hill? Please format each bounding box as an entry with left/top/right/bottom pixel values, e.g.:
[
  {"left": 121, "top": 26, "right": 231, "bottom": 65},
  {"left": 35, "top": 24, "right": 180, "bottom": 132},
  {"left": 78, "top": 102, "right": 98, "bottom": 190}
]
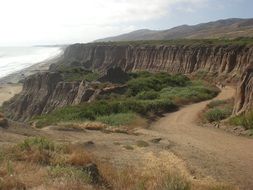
[{"left": 96, "top": 18, "right": 253, "bottom": 42}]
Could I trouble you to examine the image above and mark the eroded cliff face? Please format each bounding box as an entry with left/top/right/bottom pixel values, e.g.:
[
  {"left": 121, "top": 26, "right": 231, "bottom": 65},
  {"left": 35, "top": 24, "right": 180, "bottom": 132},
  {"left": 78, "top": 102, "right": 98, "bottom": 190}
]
[
  {"left": 4, "top": 43, "right": 253, "bottom": 120},
  {"left": 4, "top": 72, "right": 126, "bottom": 121},
  {"left": 52, "top": 44, "right": 253, "bottom": 79},
  {"left": 4, "top": 72, "right": 62, "bottom": 121},
  {"left": 234, "top": 66, "right": 253, "bottom": 115}
]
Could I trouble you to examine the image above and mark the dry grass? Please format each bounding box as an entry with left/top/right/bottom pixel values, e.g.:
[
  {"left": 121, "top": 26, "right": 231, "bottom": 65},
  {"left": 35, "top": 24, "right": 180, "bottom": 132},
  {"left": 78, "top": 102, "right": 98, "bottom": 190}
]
[
  {"left": 57, "top": 121, "right": 134, "bottom": 134},
  {"left": 67, "top": 149, "right": 93, "bottom": 166},
  {"left": 0, "top": 161, "right": 47, "bottom": 189},
  {"left": 57, "top": 122, "right": 107, "bottom": 131},
  {"left": 0, "top": 138, "right": 236, "bottom": 190}
]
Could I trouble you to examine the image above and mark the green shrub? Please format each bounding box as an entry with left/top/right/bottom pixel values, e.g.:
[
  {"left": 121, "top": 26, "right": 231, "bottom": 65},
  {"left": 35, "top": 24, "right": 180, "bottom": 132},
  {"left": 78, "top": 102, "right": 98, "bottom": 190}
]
[
  {"left": 160, "top": 85, "right": 219, "bottom": 103},
  {"left": 96, "top": 113, "right": 137, "bottom": 126},
  {"left": 230, "top": 111, "right": 253, "bottom": 130},
  {"left": 34, "top": 98, "right": 178, "bottom": 127},
  {"left": 205, "top": 108, "right": 231, "bottom": 122},
  {"left": 207, "top": 100, "right": 227, "bottom": 109},
  {"left": 49, "top": 165, "right": 91, "bottom": 182},
  {"left": 19, "top": 137, "right": 55, "bottom": 151},
  {"left": 59, "top": 67, "right": 100, "bottom": 82},
  {"left": 136, "top": 90, "right": 159, "bottom": 100},
  {"left": 127, "top": 73, "right": 190, "bottom": 96}
]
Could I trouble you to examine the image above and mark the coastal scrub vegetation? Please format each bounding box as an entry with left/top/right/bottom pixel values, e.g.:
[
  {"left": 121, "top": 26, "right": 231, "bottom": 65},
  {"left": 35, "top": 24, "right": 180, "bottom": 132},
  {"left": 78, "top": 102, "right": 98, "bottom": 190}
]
[
  {"left": 59, "top": 66, "right": 100, "bottom": 82},
  {"left": 92, "top": 37, "right": 253, "bottom": 46},
  {"left": 0, "top": 137, "right": 235, "bottom": 190},
  {"left": 33, "top": 71, "right": 219, "bottom": 128},
  {"left": 202, "top": 99, "right": 233, "bottom": 123},
  {"left": 229, "top": 111, "right": 253, "bottom": 130}
]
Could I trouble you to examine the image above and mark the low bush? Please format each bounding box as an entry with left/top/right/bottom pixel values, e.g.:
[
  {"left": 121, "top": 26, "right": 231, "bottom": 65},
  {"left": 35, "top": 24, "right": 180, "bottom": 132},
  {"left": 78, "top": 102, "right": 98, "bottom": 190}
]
[
  {"left": 49, "top": 165, "right": 91, "bottom": 183},
  {"left": 127, "top": 73, "right": 190, "bottom": 96},
  {"left": 205, "top": 108, "right": 231, "bottom": 122},
  {"left": 18, "top": 137, "right": 55, "bottom": 152},
  {"left": 59, "top": 67, "right": 100, "bottom": 82},
  {"left": 136, "top": 90, "right": 160, "bottom": 100},
  {"left": 96, "top": 113, "right": 137, "bottom": 126},
  {"left": 160, "top": 85, "right": 219, "bottom": 103},
  {"left": 207, "top": 100, "right": 227, "bottom": 109},
  {"left": 34, "top": 99, "right": 177, "bottom": 127},
  {"left": 230, "top": 111, "right": 253, "bottom": 130}
]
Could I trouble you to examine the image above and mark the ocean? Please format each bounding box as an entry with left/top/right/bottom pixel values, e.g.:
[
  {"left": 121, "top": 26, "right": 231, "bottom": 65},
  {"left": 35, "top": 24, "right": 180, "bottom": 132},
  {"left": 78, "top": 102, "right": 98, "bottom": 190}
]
[{"left": 0, "top": 46, "right": 63, "bottom": 78}]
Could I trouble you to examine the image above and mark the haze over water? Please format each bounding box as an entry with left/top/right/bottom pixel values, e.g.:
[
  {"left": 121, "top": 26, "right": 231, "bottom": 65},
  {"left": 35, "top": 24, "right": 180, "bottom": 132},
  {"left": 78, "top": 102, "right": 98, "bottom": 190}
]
[{"left": 0, "top": 47, "right": 62, "bottom": 78}]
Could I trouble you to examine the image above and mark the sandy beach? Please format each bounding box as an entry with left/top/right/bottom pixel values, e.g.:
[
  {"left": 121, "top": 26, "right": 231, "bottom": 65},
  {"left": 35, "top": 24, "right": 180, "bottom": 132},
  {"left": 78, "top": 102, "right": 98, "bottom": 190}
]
[
  {"left": 0, "top": 54, "right": 62, "bottom": 85},
  {"left": 0, "top": 84, "right": 22, "bottom": 106},
  {"left": 0, "top": 54, "right": 62, "bottom": 106}
]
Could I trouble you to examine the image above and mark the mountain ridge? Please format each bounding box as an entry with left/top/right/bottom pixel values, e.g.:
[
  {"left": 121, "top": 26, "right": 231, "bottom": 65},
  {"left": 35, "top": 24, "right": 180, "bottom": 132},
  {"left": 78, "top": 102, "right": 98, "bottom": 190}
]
[{"left": 96, "top": 18, "right": 253, "bottom": 42}]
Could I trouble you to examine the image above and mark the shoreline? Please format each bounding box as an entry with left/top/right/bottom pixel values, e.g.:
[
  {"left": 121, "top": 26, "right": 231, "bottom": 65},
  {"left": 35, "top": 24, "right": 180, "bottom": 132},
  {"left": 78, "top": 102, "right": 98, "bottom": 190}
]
[
  {"left": 0, "top": 53, "right": 62, "bottom": 85},
  {"left": 0, "top": 53, "right": 63, "bottom": 106}
]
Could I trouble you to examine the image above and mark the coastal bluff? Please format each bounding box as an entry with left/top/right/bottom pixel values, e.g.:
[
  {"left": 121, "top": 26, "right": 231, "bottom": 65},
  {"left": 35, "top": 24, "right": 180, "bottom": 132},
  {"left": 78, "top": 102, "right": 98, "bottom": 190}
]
[{"left": 4, "top": 43, "right": 253, "bottom": 120}]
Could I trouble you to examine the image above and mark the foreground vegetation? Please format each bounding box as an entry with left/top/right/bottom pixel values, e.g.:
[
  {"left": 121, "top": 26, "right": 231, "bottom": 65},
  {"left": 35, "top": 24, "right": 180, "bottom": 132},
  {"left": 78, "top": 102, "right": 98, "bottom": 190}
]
[
  {"left": 230, "top": 111, "right": 253, "bottom": 130},
  {"left": 33, "top": 71, "right": 219, "bottom": 128},
  {"left": 58, "top": 67, "right": 100, "bottom": 82},
  {"left": 0, "top": 137, "right": 235, "bottom": 190},
  {"left": 203, "top": 100, "right": 233, "bottom": 123}
]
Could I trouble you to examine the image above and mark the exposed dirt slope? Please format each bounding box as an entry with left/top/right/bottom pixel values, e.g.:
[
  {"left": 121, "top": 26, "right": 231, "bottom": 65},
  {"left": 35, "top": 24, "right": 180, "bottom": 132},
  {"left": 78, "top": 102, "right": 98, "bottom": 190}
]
[{"left": 138, "top": 87, "right": 253, "bottom": 189}]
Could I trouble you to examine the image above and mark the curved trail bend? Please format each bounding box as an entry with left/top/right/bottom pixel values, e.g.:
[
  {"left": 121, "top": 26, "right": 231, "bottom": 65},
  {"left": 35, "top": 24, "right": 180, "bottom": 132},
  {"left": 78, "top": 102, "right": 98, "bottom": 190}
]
[{"left": 139, "top": 87, "right": 253, "bottom": 189}]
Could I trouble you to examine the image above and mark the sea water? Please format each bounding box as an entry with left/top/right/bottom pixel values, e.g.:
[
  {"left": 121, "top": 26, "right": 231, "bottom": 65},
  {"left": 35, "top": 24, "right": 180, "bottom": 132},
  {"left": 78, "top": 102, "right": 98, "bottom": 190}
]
[{"left": 0, "top": 46, "right": 63, "bottom": 78}]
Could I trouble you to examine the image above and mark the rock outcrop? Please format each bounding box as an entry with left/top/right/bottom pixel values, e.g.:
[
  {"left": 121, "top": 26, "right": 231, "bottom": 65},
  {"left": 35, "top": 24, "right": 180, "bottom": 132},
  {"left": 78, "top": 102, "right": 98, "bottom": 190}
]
[{"left": 3, "top": 72, "right": 127, "bottom": 121}]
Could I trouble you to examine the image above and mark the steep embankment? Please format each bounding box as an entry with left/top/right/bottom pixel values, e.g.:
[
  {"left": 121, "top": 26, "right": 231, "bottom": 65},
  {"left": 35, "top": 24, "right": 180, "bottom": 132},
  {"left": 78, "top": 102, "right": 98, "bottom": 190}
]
[
  {"left": 53, "top": 43, "right": 252, "bottom": 79},
  {"left": 4, "top": 43, "right": 253, "bottom": 120}
]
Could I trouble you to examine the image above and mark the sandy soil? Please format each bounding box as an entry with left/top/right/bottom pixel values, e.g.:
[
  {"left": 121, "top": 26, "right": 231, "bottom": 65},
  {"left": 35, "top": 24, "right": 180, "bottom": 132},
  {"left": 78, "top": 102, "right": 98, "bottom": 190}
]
[{"left": 0, "top": 83, "right": 22, "bottom": 106}]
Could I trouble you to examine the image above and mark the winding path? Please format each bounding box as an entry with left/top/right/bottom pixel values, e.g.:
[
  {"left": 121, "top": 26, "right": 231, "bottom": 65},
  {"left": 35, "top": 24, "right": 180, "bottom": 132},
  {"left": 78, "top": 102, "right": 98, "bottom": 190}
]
[{"left": 139, "top": 87, "right": 253, "bottom": 189}]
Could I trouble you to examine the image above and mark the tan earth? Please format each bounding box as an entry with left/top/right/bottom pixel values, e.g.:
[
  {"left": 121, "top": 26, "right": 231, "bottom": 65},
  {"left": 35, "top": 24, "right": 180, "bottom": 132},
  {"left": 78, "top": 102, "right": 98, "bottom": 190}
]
[
  {"left": 1, "top": 86, "right": 253, "bottom": 189},
  {"left": 0, "top": 83, "right": 22, "bottom": 106}
]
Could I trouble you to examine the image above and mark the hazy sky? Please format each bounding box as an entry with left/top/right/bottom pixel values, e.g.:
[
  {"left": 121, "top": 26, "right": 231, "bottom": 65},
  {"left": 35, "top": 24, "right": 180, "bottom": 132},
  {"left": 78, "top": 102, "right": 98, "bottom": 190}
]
[{"left": 0, "top": 0, "right": 252, "bottom": 46}]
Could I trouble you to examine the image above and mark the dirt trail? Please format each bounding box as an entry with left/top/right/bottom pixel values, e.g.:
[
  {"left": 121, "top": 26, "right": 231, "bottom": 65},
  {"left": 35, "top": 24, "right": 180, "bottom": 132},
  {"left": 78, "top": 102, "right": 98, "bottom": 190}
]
[{"left": 138, "top": 86, "right": 253, "bottom": 189}]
